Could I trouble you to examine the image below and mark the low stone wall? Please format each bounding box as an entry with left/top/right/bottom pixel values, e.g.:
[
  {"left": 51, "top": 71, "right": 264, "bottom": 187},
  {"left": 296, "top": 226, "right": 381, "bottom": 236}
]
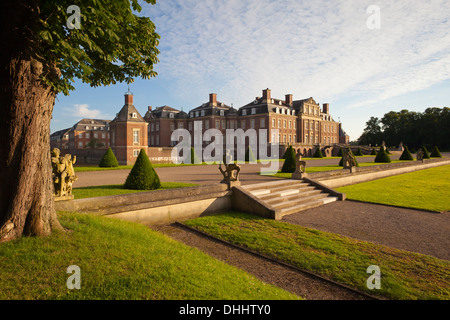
[
  {"left": 55, "top": 184, "right": 232, "bottom": 225},
  {"left": 315, "top": 158, "right": 450, "bottom": 188}
]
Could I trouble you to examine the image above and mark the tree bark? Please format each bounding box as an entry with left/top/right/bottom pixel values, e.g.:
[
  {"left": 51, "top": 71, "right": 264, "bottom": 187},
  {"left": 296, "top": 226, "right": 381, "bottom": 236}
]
[{"left": 0, "top": 0, "right": 62, "bottom": 242}]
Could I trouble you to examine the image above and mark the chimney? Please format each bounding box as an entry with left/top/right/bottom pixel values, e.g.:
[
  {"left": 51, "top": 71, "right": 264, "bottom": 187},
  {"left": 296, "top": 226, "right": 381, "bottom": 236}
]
[
  {"left": 148, "top": 106, "right": 152, "bottom": 111},
  {"left": 262, "top": 88, "right": 271, "bottom": 103},
  {"left": 209, "top": 93, "right": 217, "bottom": 106},
  {"left": 285, "top": 94, "right": 293, "bottom": 105},
  {"left": 323, "top": 103, "right": 329, "bottom": 114},
  {"left": 124, "top": 91, "right": 133, "bottom": 105}
]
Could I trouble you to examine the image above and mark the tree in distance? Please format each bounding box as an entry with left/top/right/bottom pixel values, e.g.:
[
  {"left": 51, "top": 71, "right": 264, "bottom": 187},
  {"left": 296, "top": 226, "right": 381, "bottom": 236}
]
[
  {"left": 313, "top": 148, "right": 324, "bottom": 158},
  {"left": 375, "top": 146, "right": 391, "bottom": 163},
  {"left": 99, "top": 148, "right": 119, "bottom": 168},
  {"left": 430, "top": 146, "right": 442, "bottom": 158},
  {"left": 0, "top": 0, "right": 160, "bottom": 241},
  {"left": 399, "top": 146, "right": 414, "bottom": 161},
  {"left": 124, "top": 149, "right": 161, "bottom": 190},
  {"left": 281, "top": 146, "right": 296, "bottom": 173}
]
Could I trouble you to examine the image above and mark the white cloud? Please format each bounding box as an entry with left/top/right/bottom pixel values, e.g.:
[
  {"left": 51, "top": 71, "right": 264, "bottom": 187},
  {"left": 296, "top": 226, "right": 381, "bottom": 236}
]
[
  {"left": 142, "top": 0, "right": 450, "bottom": 110},
  {"left": 73, "top": 104, "right": 102, "bottom": 119}
]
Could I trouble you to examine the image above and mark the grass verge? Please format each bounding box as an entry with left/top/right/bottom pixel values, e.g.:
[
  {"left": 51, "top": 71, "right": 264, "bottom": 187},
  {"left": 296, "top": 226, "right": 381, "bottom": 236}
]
[
  {"left": 72, "top": 182, "right": 199, "bottom": 199},
  {"left": 0, "top": 212, "right": 300, "bottom": 300},
  {"left": 336, "top": 165, "right": 450, "bottom": 212},
  {"left": 184, "top": 212, "right": 450, "bottom": 300}
]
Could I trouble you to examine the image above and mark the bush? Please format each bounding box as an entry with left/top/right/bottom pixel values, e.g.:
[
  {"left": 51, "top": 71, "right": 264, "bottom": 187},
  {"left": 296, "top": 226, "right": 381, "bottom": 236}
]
[
  {"left": 281, "top": 146, "right": 296, "bottom": 173},
  {"left": 370, "top": 148, "right": 377, "bottom": 155},
  {"left": 422, "top": 146, "right": 430, "bottom": 159},
  {"left": 399, "top": 146, "right": 414, "bottom": 161},
  {"left": 375, "top": 146, "right": 391, "bottom": 163},
  {"left": 313, "top": 148, "right": 323, "bottom": 158},
  {"left": 355, "top": 147, "right": 364, "bottom": 156},
  {"left": 99, "top": 147, "right": 119, "bottom": 167},
  {"left": 337, "top": 147, "right": 343, "bottom": 157},
  {"left": 430, "top": 146, "right": 442, "bottom": 158},
  {"left": 124, "top": 149, "right": 161, "bottom": 190},
  {"left": 245, "top": 146, "right": 257, "bottom": 162}
]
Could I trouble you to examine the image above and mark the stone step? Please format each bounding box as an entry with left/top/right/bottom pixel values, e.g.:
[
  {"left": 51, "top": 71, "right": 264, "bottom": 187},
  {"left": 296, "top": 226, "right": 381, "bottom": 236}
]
[
  {"left": 279, "top": 196, "right": 339, "bottom": 217},
  {"left": 271, "top": 193, "right": 328, "bottom": 210},
  {"left": 242, "top": 179, "right": 303, "bottom": 191},
  {"left": 265, "top": 189, "right": 324, "bottom": 206},
  {"left": 258, "top": 186, "right": 316, "bottom": 201}
]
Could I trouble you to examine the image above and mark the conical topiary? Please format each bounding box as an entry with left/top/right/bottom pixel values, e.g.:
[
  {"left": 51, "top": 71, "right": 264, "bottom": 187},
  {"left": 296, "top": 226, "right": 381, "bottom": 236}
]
[
  {"left": 375, "top": 146, "right": 391, "bottom": 163},
  {"left": 422, "top": 146, "right": 430, "bottom": 159},
  {"left": 245, "top": 146, "right": 257, "bottom": 162},
  {"left": 337, "top": 147, "right": 343, "bottom": 157},
  {"left": 281, "top": 146, "right": 296, "bottom": 173},
  {"left": 399, "top": 146, "right": 414, "bottom": 161},
  {"left": 124, "top": 149, "right": 161, "bottom": 190},
  {"left": 99, "top": 147, "right": 119, "bottom": 167},
  {"left": 370, "top": 148, "right": 377, "bottom": 155},
  {"left": 313, "top": 148, "right": 323, "bottom": 158},
  {"left": 430, "top": 146, "right": 442, "bottom": 158},
  {"left": 355, "top": 147, "right": 364, "bottom": 156}
]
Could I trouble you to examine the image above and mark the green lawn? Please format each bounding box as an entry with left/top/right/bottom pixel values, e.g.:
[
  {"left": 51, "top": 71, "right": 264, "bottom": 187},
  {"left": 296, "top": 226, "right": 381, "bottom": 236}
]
[
  {"left": 0, "top": 212, "right": 300, "bottom": 300},
  {"left": 336, "top": 165, "right": 450, "bottom": 212},
  {"left": 185, "top": 212, "right": 450, "bottom": 300},
  {"left": 72, "top": 182, "right": 199, "bottom": 199}
]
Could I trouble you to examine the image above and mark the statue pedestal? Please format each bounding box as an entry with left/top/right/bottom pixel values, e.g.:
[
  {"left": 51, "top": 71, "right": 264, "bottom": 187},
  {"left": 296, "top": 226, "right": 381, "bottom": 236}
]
[
  {"left": 54, "top": 195, "right": 74, "bottom": 202},
  {"left": 221, "top": 180, "right": 241, "bottom": 190},
  {"left": 292, "top": 172, "right": 307, "bottom": 180}
]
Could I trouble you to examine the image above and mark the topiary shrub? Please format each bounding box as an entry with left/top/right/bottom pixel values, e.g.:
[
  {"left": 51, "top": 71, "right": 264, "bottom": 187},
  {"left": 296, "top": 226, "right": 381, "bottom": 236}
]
[
  {"left": 430, "top": 146, "right": 442, "bottom": 158},
  {"left": 337, "top": 147, "right": 343, "bottom": 157},
  {"left": 370, "top": 148, "right": 377, "bottom": 155},
  {"left": 245, "top": 146, "right": 257, "bottom": 162},
  {"left": 375, "top": 146, "right": 391, "bottom": 163},
  {"left": 313, "top": 148, "right": 323, "bottom": 158},
  {"left": 124, "top": 149, "right": 161, "bottom": 190},
  {"left": 99, "top": 147, "right": 119, "bottom": 167},
  {"left": 355, "top": 147, "right": 364, "bottom": 156},
  {"left": 190, "top": 147, "right": 201, "bottom": 164},
  {"left": 281, "top": 145, "right": 296, "bottom": 173},
  {"left": 422, "top": 146, "right": 430, "bottom": 159},
  {"left": 399, "top": 146, "right": 414, "bottom": 161}
]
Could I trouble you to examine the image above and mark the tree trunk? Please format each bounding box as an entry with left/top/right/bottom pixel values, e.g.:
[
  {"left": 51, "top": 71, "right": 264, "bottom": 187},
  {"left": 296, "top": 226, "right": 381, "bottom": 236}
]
[{"left": 0, "top": 0, "right": 62, "bottom": 242}]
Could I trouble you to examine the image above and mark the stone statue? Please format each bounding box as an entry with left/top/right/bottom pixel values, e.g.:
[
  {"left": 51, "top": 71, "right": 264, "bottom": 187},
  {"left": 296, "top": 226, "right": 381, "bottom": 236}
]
[
  {"left": 51, "top": 148, "right": 78, "bottom": 199},
  {"left": 292, "top": 149, "right": 307, "bottom": 179},
  {"left": 342, "top": 148, "right": 357, "bottom": 172},
  {"left": 219, "top": 149, "right": 241, "bottom": 187},
  {"left": 417, "top": 148, "right": 424, "bottom": 163}
]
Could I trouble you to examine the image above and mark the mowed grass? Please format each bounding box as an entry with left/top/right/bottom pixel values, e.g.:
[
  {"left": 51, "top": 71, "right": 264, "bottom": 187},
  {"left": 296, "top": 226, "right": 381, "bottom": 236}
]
[
  {"left": 0, "top": 212, "right": 300, "bottom": 300},
  {"left": 72, "top": 182, "right": 199, "bottom": 199},
  {"left": 184, "top": 212, "right": 450, "bottom": 300},
  {"left": 336, "top": 165, "right": 450, "bottom": 212}
]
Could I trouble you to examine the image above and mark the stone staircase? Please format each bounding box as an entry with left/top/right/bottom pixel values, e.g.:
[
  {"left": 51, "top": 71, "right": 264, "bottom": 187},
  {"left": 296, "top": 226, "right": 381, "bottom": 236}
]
[{"left": 241, "top": 179, "right": 339, "bottom": 218}]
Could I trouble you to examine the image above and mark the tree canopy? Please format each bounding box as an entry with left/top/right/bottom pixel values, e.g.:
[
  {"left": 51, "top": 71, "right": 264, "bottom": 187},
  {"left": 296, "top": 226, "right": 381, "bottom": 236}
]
[{"left": 38, "top": 0, "right": 160, "bottom": 94}]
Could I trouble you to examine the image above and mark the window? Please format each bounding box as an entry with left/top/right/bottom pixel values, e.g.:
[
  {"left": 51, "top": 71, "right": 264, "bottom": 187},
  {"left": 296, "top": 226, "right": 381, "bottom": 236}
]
[
  {"left": 288, "top": 121, "right": 292, "bottom": 129},
  {"left": 242, "top": 109, "right": 247, "bottom": 116},
  {"left": 133, "top": 129, "right": 139, "bottom": 144},
  {"left": 85, "top": 126, "right": 89, "bottom": 130},
  {"left": 156, "top": 123, "right": 160, "bottom": 131},
  {"left": 170, "top": 123, "right": 175, "bottom": 131},
  {"left": 278, "top": 119, "right": 281, "bottom": 128},
  {"left": 78, "top": 142, "right": 83, "bottom": 148},
  {"left": 220, "top": 110, "right": 225, "bottom": 116},
  {"left": 195, "top": 111, "right": 199, "bottom": 117},
  {"left": 151, "top": 136, "right": 154, "bottom": 146},
  {"left": 151, "top": 123, "right": 154, "bottom": 132},
  {"left": 293, "top": 135, "right": 296, "bottom": 142},
  {"left": 132, "top": 113, "right": 137, "bottom": 119},
  {"left": 275, "top": 107, "right": 279, "bottom": 114},
  {"left": 78, "top": 133, "right": 83, "bottom": 138},
  {"left": 289, "top": 135, "right": 292, "bottom": 143},
  {"left": 201, "top": 110, "right": 205, "bottom": 117},
  {"left": 205, "top": 120, "right": 210, "bottom": 129},
  {"left": 156, "top": 135, "right": 159, "bottom": 145},
  {"left": 251, "top": 108, "right": 256, "bottom": 115},
  {"left": 215, "top": 120, "right": 220, "bottom": 129},
  {"left": 133, "top": 150, "right": 140, "bottom": 157},
  {"left": 94, "top": 133, "right": 98, "bottom": 139},
  {"left": 190, "top": 112, "right": 194, "bottom": 118},
  {"left": 283, "top": 135, "right": 286, "bottom": 143},
  {"left": 316, "top": 122, "right": 319, "bottom": 130},
  {"left": 305, "top": 121, "right": 308, "bottom": 130},
  {"left": 283, "top": 120, "right": 286, "bottom": 128},
  {"left": 272, "top": 119, "right": 275, "bottom": 128},
  {"left": 169, "top": 113, "right": 174, "bottom": 119},
  {"left": 305, "top": 135, "right": 308, "bottom": 144},
  {"left": 178, "top": 122, "right": 184, "bottom": 129},
  {"left": 86, "top": 133, "right": 90, "bottom": 139},
  {"left": 221, "top": 120, "right": 226, "bottom": 129},
  {"left": 241, "top": 120, "right": 246, "bottom": 129},
  {"left": 250, "top": 119, "right": 255, "bottom": 129},
  {"left": 260, "top": 118, "right": 265, "bottom": 128}
]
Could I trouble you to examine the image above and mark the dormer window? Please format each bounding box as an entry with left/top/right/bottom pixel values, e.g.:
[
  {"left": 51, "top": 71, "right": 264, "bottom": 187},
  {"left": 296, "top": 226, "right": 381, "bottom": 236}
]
[
  {"left": 132, "top": 113, "right": 137, "bottom": 119},
  {"left": 242, "top": 109, "right": 247, "bottom": 116},
  {"left": 220, "top": 110, "right": 225, "bottom": 116},
  {"left": 85, "top": 126, "right": 89, "bottom": 130},
  {"left": 169, "top": 113, "right": 174, "bottom": 119},
  {"left": 251, "top": 108, "right": 256, "bottom": 115},
  {"left": 201, "top": 110, "right": 205, "bottom": 117},
  {"left": 275, "top": 107, "right": 279, "bottom": 114},
  {"left": 195, "top": 111, "right": 199, "bottom": 117},
  {"left": 190, "top": 112, "right": 194, "bottom": 118}
]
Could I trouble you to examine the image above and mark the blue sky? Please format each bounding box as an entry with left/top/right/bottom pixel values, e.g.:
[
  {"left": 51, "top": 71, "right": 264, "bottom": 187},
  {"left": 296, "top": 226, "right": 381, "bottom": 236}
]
[{"left": 51, "top": 0, "right": 450, "bottom": 140}]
